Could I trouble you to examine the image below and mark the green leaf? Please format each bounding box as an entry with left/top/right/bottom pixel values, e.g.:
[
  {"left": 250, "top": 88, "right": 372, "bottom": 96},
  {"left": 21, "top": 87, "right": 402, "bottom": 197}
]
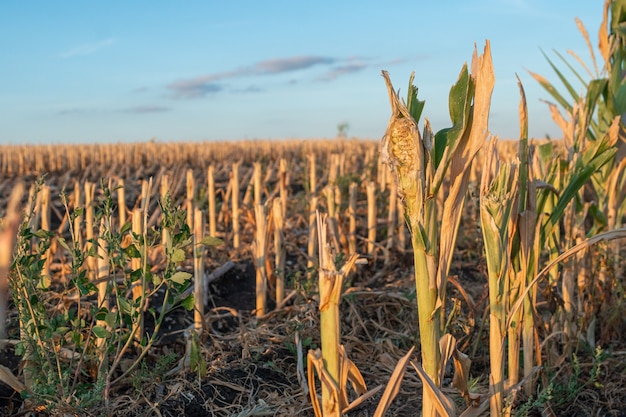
[
  {"left": 57, "top": 237, "right": 72, "bottom": 253},
  {"left": 118, "top": 298, "right": 132, "bottom": 315},
  {"left": 584, "top": 79, "right": 608, "bottom": 129},
  {"left": 613, "top": 81, "right": 626, "bottom": 114},
  {"left": 124, "top": 244, "right": 141, "bottom": 259},
  {"left": 120, "top": 221, "right": 132, "bottom": 234},
  {"left": 180, "top": 294, "right": 195, "bottom": 311},
  {"left": 95, "top": 307, "right": 109, "bottom": 321},
  {"left": 529, "top": 69, "right": 572, "bottom": 112},
  {"left": 542, "top": 49, "right": 580, "bottom": 103},
  {"left": 543, "top": 146, "right": 617, "bottom": 241},
  {"left": 152, "top": 274, "right": 162, "bottom": 286},
  {"left": 34, "top": 229, "right": 53, "bottom": 239},
  {"left": 200, "top": 236, "right": 224, "bottom": 246},
  {"left": 434, "top": 64, "right": 472, "bottom": 169},
  {"left": 92, "top": 326, "right": 111, "bottom": 339},
  {"left": 54, "top": 326, "right": 70, "bottom": 336},
  {"left": 553, "top": 49, "right": 587, "bottom": 87},
  {"left": 105, "top": 312, "right": 116, "bottom": 328},
  {"left": 406, "top": 72, "right": 426, "bottom": 124},
  {"left": 170, "top": 271, "right": 192, "bottom": 285},
  {"left": 171, "top": 248, "right": 186, "bottom": 263},
  {"left": 130, "top": 268, "right": 143, "bottom": 283}
]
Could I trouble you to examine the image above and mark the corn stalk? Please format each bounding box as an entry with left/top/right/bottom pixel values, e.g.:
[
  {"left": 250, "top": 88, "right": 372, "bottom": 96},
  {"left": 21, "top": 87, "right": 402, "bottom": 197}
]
[
  {"left": 308, "top": 213, "right": 414, "bottom": 416},
  {"left": 381, "top": 41, "right": 493, "bottom": 416},
  {"left": 480, "top": 136, "right": 519, "bottom": 417}
]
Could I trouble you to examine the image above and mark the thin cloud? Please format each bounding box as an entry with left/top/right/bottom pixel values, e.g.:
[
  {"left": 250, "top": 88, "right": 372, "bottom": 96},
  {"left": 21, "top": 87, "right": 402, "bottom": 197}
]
[
  {"left": 57, "top": 105, "right": 170, "bottom": 115},
  {"left": 58, "top": 38, "right": 116, "bottom": 58},
  {"left": 57, "top": 108, "right": 91, "bottom": 115},
  {"left": 317, "top": 63, "right": 367, "bottom": 81},
  {"left": 256, "top": 56, "right": 335, "bottom": 74},
  {"left": 236, "top": 85, "right": 264, "bottom": 93},
  {"left": 122, "top": 106, "right": 171, "bottom": 114},
  {"left": 167, "top": 55, "right": 335, "bottom": 98},
  {"left": 168, "top": 82, "right": 223, "bottom": 99}
]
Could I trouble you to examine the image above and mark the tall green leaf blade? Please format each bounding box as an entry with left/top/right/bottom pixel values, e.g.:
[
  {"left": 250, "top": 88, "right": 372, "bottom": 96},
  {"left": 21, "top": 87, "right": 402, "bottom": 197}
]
[
  {"left": 542, "top": 49, "right": 580, "bottom": 102},
  {"left": 553, "top": 49, "right": 588, "bottom": 87},
  {"left": 528, "top": 70, "right": 573, "bottom": 112}
]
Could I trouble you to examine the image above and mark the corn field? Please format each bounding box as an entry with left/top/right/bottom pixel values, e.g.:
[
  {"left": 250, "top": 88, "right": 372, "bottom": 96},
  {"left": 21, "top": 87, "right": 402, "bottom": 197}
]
[{"left": 1, "top": 2, "right": 626, "bottom": 416}]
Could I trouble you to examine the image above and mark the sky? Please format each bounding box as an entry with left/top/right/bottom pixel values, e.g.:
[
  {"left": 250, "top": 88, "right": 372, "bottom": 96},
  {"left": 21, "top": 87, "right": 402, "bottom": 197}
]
[{"left": 0, "top": 1, "right": 604, "bottom": 145}]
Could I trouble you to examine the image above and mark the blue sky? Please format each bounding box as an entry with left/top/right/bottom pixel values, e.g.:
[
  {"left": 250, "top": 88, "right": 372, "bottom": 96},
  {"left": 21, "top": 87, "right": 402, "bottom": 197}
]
[{"left": 0, "top": 1, "right": 603, "bottom": 144}]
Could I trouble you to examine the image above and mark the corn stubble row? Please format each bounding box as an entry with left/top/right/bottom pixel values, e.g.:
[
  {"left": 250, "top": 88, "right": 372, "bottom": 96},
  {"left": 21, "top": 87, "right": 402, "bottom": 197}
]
[{"left": 0, "top": 127, "right": 564, "bottom": 408}]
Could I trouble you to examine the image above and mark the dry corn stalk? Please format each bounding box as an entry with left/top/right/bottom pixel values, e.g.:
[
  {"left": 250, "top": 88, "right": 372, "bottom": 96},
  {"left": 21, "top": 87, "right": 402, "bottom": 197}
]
[
  {"left": 186, "top": 169, "right": 194, "bottom": 230},
  {"left": 348, "top": 183, "right": 357, "bottom": 254},
  {"left": 193, "top": 209, "right": 205, "bottom": 333},
  {"left": 254, "top": 162, "right": 262, "bottom": 206},
  {"left": 117, "top": 178, "right": 126, "bottom": 231},
  {"left": 254, "top": 204, "right": 268, "bottom": 317},
  {"left": 307, "top": 196, "right": 319, "bottom": 280},
  {"left": 0, "top": 183, "right": 24, "bottom": 343},
  {"left": 308, "top": 212, "right": 368, "bottom": 417},
  {"left": 279, "top": 158, "right": 288, "bottom": 218},
  {"left": 309, "top": 153, "right": 317, "bottom": 195},
  {"left": 232, "top": 162, "right": 240, "bottom": 249},
  {"left": 207, "top": 165, "right": 217, "bottom": 237},
  {"left": 366, "top": 181, "right": 377, "bottom": 256},
  {"left": 309, "top": 213, "right": 417, "bottom": 417},
  {"left": 273, "top": 198, "right": 286, "bottom": 304}
]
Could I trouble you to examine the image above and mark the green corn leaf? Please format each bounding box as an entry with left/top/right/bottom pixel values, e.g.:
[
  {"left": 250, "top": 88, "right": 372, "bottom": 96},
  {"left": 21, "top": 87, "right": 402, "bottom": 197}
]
[
  {"left": 553, "top": 49, "right": 588, "bottom": 87},
  {"left": 613, "top": 81, "right": 626, "bottom": 114},
  {"left": 584, "top": 79, "right": 608, "bottom": 128},
  {"left": 542, "top": 49, "right": 580, "bottom": 102},
  {"left": 406, "top": 72, "right": 426, "bottom": 124},
  {"left": 528, "top": 69, "right": 572, "bottom": 112},
  {"left": 434, "top": 63, "right": 472, "bottom": 169}
]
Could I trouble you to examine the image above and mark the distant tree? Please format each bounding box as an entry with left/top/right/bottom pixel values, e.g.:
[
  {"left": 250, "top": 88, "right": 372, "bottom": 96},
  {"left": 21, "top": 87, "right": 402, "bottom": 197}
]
[{"left": 337, "top": 122, "right": 349, "bottom": 138}]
